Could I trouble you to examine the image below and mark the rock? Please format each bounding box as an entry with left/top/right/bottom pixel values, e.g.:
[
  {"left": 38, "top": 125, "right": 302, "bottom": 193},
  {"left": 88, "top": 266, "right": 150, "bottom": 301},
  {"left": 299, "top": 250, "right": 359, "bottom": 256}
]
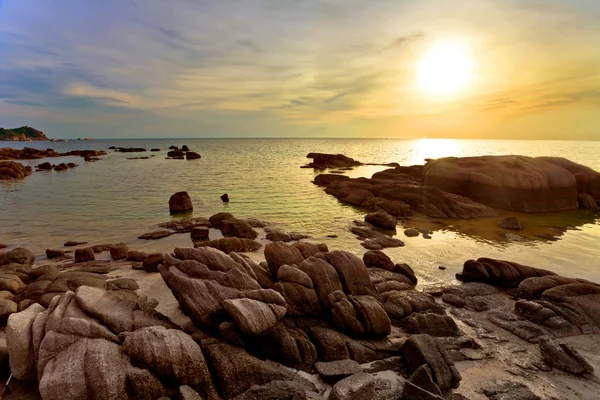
[
  {"left": 329, "top": 291, "right": 391, "bottom": 337},
  {"left": 160, "top": 217, "right": 212, "bottom": 232},
  {"left": 64, "top": 240, "right": 87, "bottom": 246},
  {"left": 0, "top": 298, "right": 18, "bottom": 321},
  {"left": 251, "top": 324, "right": 318, "bottom": 371},
  {"left": 53, "top": 163, "right": 68, "bottom": 171},
  {"left": 292, "top": 242, "right": 325, "bottom": 257},
  {"left": 329, "top": 373, "right": 375, "bottom": 400},
  {"left": 168, "top": 150, "right": 184, "bottom": 157},
  {"left": 169, "top": 191, "right": 193, "bottom": 213},
  {"left": 578, "top": 193, "right": 598, "bottom": 210},
  {"left": 298, "top": 257, "right": 343, "bottom": 309},
  {"left": 325, "top": 251, "right": 378, "bottom": 297},
  {"left": 273, "top": 264, "right": 322, "bottom": 317},
  {"left": 405, "top": 312, "right": 462, "bottom": 337},
  {"left": 0, "top": 160, "right": 32, "bottom": 179},
  {"left": 181, "top": 145, "right": 190, "bottom": 152},
  {"left": 424, "top": 156, "right": 600, "bottom": 212},
  {"left": 0, "top": 290, "right": 12, "bottom": 300},
  {"left": 172, "top": 247, "right": 255, "bottom": 278},
  {"left": 482, "top": 381, "right": 540, "bottom": 400},
  {"left": 350, "top": 225, "right": 405, "bottom": 249},
  {"left": 404, "top": 228, "right": 420, "bottom": 237},
  {"left": 223, "top": 297, "right": 286, "bottom": 336},
  {"left": 74, "top": 286, "right": 138, "bottom": 332},
  {"left": 109, "top": 243, "right": 128, "bottom": 260},
  {"left": 45, "top": 249, "right": 65, "bottom": 259},
  {"left": 363, "top": 250, "right": 395, "bottom": 271},
  {"left": 365, "top": 210, "right": 397, "bottom": 230},
  {"left": 539, "top": 339, "right": 594, "bottom": 374},
  {"left": 497, "top": 217, "right": 522, "bottom": 230},
  {"left": 209, "top": 212, "right": 235, "bottom": 227},
  {"left": 0, "top": 274, "right": 25, "bottom": 294},
  {"left": 313, "top": 174, "right": 351, "bottom": 186},
  {"left": 402, "top": 334, "right": 461, "bottom": 390},
  {"left": 315, "top": 360, "right": 361, "bottom": 381},
  {"left": 221, "top": 219, "right": 258, "bottom": 239},
  {"left": 106, "top": 278, "right": 140, "bottom": 291},
  {"left": 265, "top": 242, "right": 305, "bottom": 276},
  {"left": 74, "top": 247, "right": 95, "bottom": 263},
  {"left": 442, "top": 293, "right": 466, "bottom": 307},
  {"left": 139, "top": 230, "right": 173, "bottom": 240},
  {"left": 121, "top": 326, "right": 216, "bottom": 397},
  {"left": 191, "top": 226, "right": 210, "bottom": 241},
  {"left": 195, "top": 237, "right": 262, "bottom": 254},
  {"left": 304, "top": 153, "right": 362, "bottom": 169},
  {"left": 221, "top": 193, "right": 230, "bottom": 202},
  {"left": 151, "top": 148, "right": 160, "bottom": 152},
  {"left": 0, "top": 247, "right": 35, "bottom": 266},
  {"left": 265, "top": 228, "right": 309, "bottom": 243},
  {"left": 186, "top": 151, "right": 201, "bottom": 160},
  {"left": 458, "top": 258, "right": 555, "bottom": 288},
  {"left": 402, "top": 364, "right": 443, "bottom": 400},
  {"left": 202, "top": 341, "right": 314, "bottom": 399},
  {"left": 6, "top": 303, "right": 45, "bottom": 379},
  {"left": 180, "top": 385, "right": 204, "bottom": 400},
  {"left": 230, "top": 380, "right": 313, "bottom": 400},
  {"left": 127, "top": 250, "right": 148, "bottom": 262},
  {"left": 143, "top": 253, "right": 165, "bottom": 272},
  {"left": 37, "top": 161, "right": 52, "bottom": 170}
]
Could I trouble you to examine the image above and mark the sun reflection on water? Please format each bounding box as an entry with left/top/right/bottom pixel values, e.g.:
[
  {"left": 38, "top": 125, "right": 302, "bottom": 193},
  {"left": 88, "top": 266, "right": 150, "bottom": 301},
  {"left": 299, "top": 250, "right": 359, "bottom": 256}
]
[{"left": 407, "top": 138, "right": 463, "bottom": 165}]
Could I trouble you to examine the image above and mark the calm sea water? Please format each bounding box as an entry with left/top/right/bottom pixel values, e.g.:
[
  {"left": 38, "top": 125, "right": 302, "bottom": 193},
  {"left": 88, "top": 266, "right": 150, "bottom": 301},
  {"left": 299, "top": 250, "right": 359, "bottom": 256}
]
[{"left": 1, "top": 138, "right": 599, "bottom": 286}]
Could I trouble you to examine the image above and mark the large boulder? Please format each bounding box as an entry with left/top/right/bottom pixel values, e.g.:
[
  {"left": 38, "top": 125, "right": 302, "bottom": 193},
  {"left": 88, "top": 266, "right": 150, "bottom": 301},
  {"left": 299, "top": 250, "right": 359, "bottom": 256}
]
[
  {"left": 325, "top": 251, "right": 378, "bottom": 298},
  {"left": 220, "top": 219, "right": 258, "bottom": 239},
  {"left": 329, "top": 291, "right": 391, "bottom": 337},
  {"left": 6, "top": 303, "right": 46, "bottom": 379},
  {"left": 423, "top": 155, "right": 593, "bottom": 212},
  {"left": 402, "top": 334, "right": 461, "bottom": 390},
  {"left": 298, "top": 257, "right": 343, "bottom": 309},
  {"left": 121, "top": 326, "right": 216, "bottom": 397},
  {"left": 264, "top": 242, "right": 305, "bottom": 276},
  {"left": 169, "top": 191, "right": 193, "bottom": 213},
  {"left": 328, "top": 373, "right": 376, "bottom": 400},
  {"left": 202, "top": 341, "right": 315, "bottom": 399},
  {"left": 458, "top": 258, "right": 556, "bottom": 288},
  {"left": 0, "top": 247, "right": 35, "bottom": 266},
  {"left": 304, "top": 153, "right": 361, "bottom": 169},
  {"left": 273, "top": 265, "right": 322, "bottom": 317}
]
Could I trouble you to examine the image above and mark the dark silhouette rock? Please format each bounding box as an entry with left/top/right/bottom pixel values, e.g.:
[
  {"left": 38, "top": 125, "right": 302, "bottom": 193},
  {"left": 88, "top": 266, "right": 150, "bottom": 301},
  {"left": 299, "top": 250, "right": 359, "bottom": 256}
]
[
  {"left": 186, "top": 151, "right": 201, "bottom": 160},
  {"left": 109, "top": 243, "right": 128, "bottom": 260},
  {"left": 64, "top": 240, "right": 87, "bottom": 247},
  {"left": 458, "top": 258, "right": 556, "bottom": 288},
  {"left": 45, "top": 249, "right": 65, "bottom": 259},
  {"left": 304, "top": 153, "right": 362, "bottom": 169},
  {"left": 169, "top": 191, "right": 193, "bottom": 213},
  {"left": 37, "top": 162, "right": 52, "bottom": 170},
  {"left": 221, "top": 219, "right": 258, "bottom": 239},
  {"left": 221, "top": 193, "right": 230, "bottom": 202},
  {"left": 190, "top": 226, "right": 210, "bottom": 241},
  {"left": 74, "top": 248, "right": 95, "bottom": 263},
  {"left": 578, "top": 193, "right": 598, "bottom": 210},
  {"left": 365, "top": 210, "right": 397, "bottom": 230},
  {"left": 209, "top": 212, "right": 235, "bottom": 228},
  {"left": 181, "top": 145, "right": 190, "bottom": 152},
  {"left": 404, "top": 228, "right": 420, "bottom": 237},
  {"left": 138, "top": 230, "right": 173, "bottom": 240},
  {"left": 143, "top": 253, "right": 165, "bottom": 272}
]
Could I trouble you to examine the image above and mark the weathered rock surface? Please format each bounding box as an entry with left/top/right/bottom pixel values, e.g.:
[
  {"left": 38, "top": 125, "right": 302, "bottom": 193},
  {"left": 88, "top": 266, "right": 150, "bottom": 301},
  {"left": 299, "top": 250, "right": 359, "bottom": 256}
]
[
  {"left": 329, "top": 291, "right": 391, "bottom": 337},
  {"left": 458, "top": 258, "right": 556, "bottom": 288},
  {"left": 221, "top": 218, "right": 258, "bottom": 239},
  {"left": 402, "top": 334, "right": 461, "bottom": 390},
  {"left": 315, "top": 359, "right": 361, "bottom": 381},
  {"left": 160, "top": 217, "right": 211, "bottom": 232},
  {"left": 74, "top": 247, "right": 95, "bottom": 263},
  {"left": 194, "top": 237, "right": 262, "bottom": 254},
  {"left": 350, "top": 223, "right": 405, "bottom": 250},
  {"left": 497, "top": 217, "right": 522, "bottom": 230},
  {"left": 273, "top": 264, "right": 321, "bottom": 317},
  {"left": 402, "top": 364, "right": 443, "bottom": 400},
  {"left": 328, "top": 373, "right": 375, "bottom": 400},
  {"left": 265, "top": 242, "right": 305, "bottom": 276}
]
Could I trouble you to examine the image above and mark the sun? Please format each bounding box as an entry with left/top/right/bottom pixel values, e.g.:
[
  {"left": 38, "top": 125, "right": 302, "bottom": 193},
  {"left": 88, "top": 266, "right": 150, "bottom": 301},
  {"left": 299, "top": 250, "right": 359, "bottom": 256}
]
[{"left": 417, "top": 39, "right": 476, "bottom": 97}]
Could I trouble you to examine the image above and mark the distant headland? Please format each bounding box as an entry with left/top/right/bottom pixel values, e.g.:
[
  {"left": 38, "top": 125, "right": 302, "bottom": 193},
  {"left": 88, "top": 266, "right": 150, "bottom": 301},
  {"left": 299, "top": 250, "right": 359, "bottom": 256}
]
[{"left": 0, "top": 126, "right": 48, "bottom": 141}]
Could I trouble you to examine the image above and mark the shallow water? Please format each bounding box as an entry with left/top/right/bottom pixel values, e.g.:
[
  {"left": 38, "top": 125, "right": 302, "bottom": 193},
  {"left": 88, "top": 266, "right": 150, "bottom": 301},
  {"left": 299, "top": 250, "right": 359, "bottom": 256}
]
[{"left": 1, "top": 138, "right": 599, "bottom": 286}]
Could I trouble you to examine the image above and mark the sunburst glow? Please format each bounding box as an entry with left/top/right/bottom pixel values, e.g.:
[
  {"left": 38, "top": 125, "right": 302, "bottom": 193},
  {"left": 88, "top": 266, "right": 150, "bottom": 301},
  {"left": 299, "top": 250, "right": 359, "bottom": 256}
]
[{"left": 417, "top": 39, "right": 476, "bottom": 96}]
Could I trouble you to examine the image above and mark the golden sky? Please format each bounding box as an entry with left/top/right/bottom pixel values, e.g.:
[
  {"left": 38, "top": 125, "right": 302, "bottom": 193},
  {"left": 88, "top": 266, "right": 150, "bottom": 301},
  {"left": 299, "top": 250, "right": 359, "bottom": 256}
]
[{"left": 1, "top": 0, "right": 599, "bottom": 139}]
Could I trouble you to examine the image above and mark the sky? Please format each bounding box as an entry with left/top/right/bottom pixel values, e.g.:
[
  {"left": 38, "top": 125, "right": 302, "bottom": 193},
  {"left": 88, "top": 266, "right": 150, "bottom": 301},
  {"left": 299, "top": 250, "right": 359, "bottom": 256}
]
[{"left": 1, "top": 0, "right": 599, "bottom": 140}]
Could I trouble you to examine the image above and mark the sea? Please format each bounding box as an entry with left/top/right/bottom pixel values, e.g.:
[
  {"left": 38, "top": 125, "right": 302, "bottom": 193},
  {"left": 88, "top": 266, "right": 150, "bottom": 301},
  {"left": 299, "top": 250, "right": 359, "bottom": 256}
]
[{"left": 1, "top": 138, "right": 599, "bottom": 287}]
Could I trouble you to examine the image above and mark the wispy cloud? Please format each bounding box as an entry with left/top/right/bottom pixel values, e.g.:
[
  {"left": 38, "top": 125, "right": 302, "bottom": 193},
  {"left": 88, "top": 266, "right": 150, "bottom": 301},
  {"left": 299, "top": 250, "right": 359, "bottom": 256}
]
[{"left": 0, "top": 0, "right": 599, "bottom": 138}]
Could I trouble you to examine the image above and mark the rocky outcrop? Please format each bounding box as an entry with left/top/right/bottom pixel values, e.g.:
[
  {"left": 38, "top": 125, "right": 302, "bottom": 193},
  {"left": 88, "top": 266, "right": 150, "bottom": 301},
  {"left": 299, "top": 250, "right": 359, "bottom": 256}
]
[
  {"left": 160, "top": 217, "right": 211, "bottom": 233},
  {"left": 457, "top": 258, "right": 556, "bottom": 288},
  {"left": 0, "top": 126, "right": 48, "bottom": 141},
  {"left": 186, "top": 151, "right": 201, "bottom": 160},
  {"left": 0, "top": 161, "right": 32, "bottom": 179},
  {"left": 194, "top": 237, "right": 262, "bottom": 254},
  {"left": 539, "top": 338, "right": 594, "bottom": 375},
  {"left": 169, "top": 191, "right": 193, "bottom": 213},
  {"left": 402, "top": 334, "right": 461, "bottom": 390},
  {"left": 303, "top": 153, "right": 362, "bottom": 169},
  {"left": 423, "top": 155, "right": 600, "bottom": 212},
  {"left": 350, "top": 222, "right": 405, "bottom": 250},
  {"left": 364, "top": 210, "right": 397, "bottom": 230}
]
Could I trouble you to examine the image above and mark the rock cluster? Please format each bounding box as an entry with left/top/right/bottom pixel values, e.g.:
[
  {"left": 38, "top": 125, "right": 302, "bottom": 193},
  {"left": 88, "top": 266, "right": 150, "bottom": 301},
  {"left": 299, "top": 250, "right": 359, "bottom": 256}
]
[
  {"left": 313, "top": 155, "right": 600, "bottom": 220},
  {"left": 302, "top": 153, "right": 362, "bottom": 169},
  {"left": 0, "top": 160, "right": 32, "bottom": 179}
]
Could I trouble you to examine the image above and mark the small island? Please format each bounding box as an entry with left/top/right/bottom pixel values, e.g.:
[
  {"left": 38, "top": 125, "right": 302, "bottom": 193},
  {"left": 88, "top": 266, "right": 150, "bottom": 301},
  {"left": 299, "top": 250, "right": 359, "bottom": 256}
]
[{"left": 0, "top": 126, "right": 48, "bottom": 141}]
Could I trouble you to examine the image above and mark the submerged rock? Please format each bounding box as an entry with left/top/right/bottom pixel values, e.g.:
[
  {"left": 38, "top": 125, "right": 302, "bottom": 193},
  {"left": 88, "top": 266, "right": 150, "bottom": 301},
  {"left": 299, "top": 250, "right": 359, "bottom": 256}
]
[
  {"left": 0, "top": 161, "right": 32, "bottom": 179},
  {"left": 365, "top": 210, "right": 397, "bottom": 230},
  {"left": 497, "top": 217, "right": 522, "bottom": 230}
]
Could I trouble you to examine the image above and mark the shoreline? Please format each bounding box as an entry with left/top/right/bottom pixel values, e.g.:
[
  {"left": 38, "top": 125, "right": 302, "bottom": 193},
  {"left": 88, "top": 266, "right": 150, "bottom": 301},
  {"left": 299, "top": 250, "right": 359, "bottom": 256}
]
[{"left": 2, "top": 212, "right": 600, "bottom": 399}]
